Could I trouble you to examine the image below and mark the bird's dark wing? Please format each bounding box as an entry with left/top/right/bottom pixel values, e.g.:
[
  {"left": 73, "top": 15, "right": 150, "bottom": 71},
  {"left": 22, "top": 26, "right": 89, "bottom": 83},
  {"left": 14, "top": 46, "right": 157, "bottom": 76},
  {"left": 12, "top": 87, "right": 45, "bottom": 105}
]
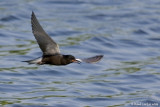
[
  {"left": 79, "top": 55, "right": 103, "bottom": 63},
  {"left": 31, "top": 12, "right": 60, "bottom": 55}
]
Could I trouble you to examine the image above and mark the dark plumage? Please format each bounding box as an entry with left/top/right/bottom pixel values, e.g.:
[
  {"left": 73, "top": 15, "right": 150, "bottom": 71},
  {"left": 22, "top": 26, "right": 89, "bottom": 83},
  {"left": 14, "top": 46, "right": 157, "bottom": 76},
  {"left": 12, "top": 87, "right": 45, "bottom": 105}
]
[{"left": 23, "top": 12, "right": 103, "bottom": 65}]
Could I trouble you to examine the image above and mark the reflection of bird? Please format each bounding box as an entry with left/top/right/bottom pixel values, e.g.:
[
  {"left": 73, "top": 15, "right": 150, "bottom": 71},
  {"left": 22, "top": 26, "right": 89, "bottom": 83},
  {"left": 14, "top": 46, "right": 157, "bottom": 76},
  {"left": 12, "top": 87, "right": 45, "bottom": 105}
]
[{"left": 24, "top": 12, "right": 103, "bottom": 65}]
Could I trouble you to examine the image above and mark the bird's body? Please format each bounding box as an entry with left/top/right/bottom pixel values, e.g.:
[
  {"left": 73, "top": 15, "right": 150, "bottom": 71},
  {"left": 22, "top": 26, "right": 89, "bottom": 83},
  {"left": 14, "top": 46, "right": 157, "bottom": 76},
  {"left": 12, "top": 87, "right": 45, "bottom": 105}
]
[
  {"left": 42, "top": 54, "right": 77, "bottom": 65},
  {"left": 42, "top": 55, "right": 63, "bottom": 65},
  {"left": 24, "top": 12, "right": 103, "bottom": 65},
  {"left": 25, "top": 54, "right": 78, "bottom": 65}
]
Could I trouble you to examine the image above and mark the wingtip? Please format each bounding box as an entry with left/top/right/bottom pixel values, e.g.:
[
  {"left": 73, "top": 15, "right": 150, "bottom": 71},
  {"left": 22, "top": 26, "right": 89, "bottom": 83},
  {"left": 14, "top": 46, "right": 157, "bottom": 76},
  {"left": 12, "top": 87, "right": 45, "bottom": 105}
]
[
  {"left": 96, "top": 55, "right": 104, "bottom": 59},
  {"left": 81, "top": 54, "right": 104, "bottom": 63},
  {"left": 32, "top": 11, "right": 34, "bottom": 15},
  {"left": 31, "top": 11, "right": 35, "bottom": 18},
  {"left": 99, "top": 55, "right": 104, "bottom": 57},
  {"left": 96, "top": 55, "right": 104, "bottom": 61}
]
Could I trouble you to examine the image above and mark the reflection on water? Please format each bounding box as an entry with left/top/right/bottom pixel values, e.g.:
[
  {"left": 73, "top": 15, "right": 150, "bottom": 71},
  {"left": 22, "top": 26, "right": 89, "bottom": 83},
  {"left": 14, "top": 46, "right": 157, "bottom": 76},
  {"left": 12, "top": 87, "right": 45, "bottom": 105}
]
[{"left": 0, "top": 0, "right": 160, "bottom": 107}]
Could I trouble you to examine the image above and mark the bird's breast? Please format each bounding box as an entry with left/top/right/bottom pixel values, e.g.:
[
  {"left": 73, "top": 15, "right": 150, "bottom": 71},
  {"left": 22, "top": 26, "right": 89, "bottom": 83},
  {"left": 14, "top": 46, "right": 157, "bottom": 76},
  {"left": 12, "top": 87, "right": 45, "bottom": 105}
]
[{"left": 42, "top": 55, "right": 69, "bottom": 65}]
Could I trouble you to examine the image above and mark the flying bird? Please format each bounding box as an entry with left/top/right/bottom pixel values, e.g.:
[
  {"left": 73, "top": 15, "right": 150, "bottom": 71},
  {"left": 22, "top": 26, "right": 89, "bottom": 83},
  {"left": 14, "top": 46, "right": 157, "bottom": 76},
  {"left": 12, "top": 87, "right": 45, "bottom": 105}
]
[{"left": 24, "top": 12, "right": 103, "bottom": 65}]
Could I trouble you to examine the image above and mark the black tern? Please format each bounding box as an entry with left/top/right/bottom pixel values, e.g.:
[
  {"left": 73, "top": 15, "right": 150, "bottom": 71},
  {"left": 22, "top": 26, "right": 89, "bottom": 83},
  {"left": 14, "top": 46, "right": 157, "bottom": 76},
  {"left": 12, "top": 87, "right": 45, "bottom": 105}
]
[{"left": 24, "top": 12, "right": 103, "bottom": 65}]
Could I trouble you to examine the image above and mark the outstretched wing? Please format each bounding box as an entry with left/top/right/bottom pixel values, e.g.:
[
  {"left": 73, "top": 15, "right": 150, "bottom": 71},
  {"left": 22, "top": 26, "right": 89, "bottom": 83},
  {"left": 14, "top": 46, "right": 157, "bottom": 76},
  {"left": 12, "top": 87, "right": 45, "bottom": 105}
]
[
  {"left": 31, "top": 11, "right": 60, "bottom": 55},
  {"left": 76, "top": 55, "right": 103, "bottom": 63}
]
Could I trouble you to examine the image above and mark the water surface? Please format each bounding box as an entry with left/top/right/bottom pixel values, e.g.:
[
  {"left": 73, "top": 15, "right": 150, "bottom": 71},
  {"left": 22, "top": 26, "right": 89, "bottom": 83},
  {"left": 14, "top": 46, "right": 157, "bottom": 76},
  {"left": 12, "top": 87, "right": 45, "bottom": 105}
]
[{"left": 0, "top": 0, "right": 160, "bottom": 107}]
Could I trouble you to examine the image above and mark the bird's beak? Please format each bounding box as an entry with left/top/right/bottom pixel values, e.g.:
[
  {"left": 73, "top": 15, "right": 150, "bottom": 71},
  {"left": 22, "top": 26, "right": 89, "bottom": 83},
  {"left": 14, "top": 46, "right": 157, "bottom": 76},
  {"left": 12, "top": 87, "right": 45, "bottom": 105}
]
[{"left": 72, "top": 59, "right": 82, "bottom": 64}]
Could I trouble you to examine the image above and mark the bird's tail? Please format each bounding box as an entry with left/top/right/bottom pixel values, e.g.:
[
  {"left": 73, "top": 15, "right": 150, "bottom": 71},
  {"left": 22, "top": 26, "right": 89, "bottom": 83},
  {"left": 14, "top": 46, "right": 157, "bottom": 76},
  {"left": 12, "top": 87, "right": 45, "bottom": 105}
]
[{"left": 22, "top": 57, "right": 42, "bottom": 64}]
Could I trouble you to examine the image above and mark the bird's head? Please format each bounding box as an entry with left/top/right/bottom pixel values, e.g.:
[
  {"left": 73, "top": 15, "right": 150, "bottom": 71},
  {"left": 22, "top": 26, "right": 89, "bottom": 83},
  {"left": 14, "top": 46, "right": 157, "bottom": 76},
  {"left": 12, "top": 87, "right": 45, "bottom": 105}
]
[{"left": 63, "top": 55, "right": 81, "bottom": 64}]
